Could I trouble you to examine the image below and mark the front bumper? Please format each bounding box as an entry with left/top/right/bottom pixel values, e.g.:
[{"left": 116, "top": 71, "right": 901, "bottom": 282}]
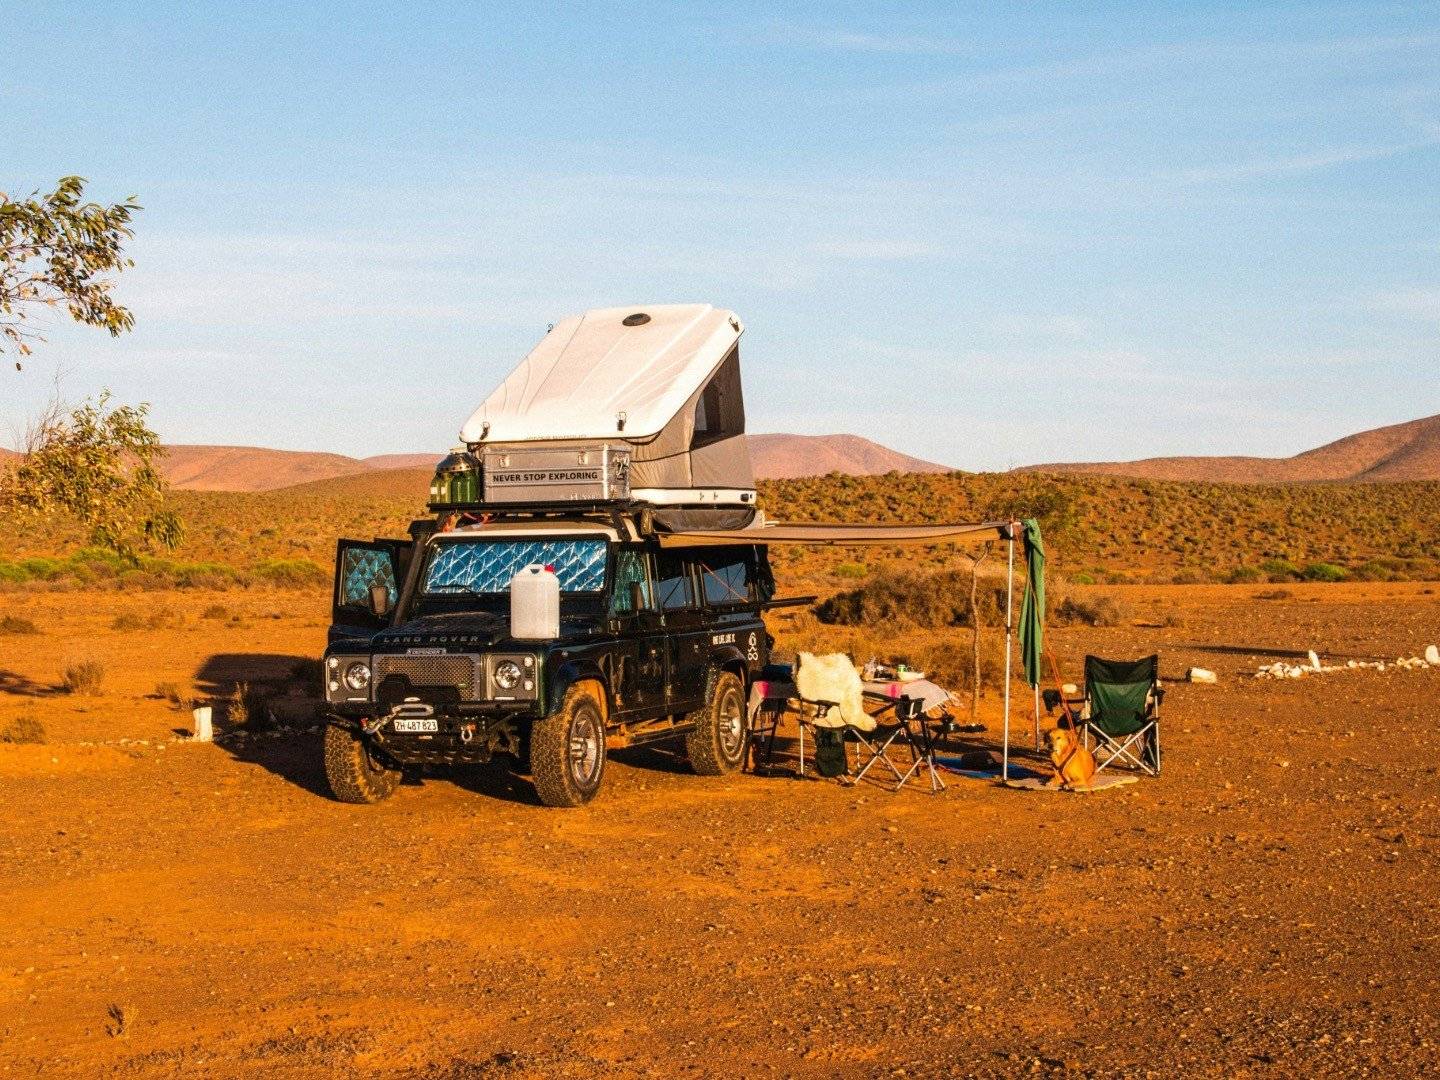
[{"left": 324, "top": 651, "right": 541, "bottom": 710}]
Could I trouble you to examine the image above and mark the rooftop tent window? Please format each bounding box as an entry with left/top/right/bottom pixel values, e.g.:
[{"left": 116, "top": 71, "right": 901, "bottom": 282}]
[{"left": 690, "top": 347, "right": 745, "bottom": 450}]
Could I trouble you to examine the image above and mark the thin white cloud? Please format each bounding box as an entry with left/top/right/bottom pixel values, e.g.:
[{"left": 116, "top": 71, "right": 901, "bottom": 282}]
[
  {"left": 1372, "top": 288, "right": 1440, "bottom": 321},
  {"left": 1163, "top": 138, "right": 1440, "bottom": 184},
  {"left": 811, "top": 239, "right": 938, "bottom": 261},
  {"left": 760, "top": 23, "right": 979, "bottom": 56}
]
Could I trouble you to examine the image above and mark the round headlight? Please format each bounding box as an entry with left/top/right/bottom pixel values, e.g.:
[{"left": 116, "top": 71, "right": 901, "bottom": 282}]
[
  {"left": 343, "top": 662, "right": 371, "bottom": 692},
  {"left": 494, "top": 660, "right": 522, "bottom": 691}
]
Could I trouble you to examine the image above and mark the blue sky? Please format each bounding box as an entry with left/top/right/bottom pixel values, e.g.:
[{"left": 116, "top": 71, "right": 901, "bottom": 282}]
[{"left": 3, "top": 1, "right": 1436, "bottom": 469}]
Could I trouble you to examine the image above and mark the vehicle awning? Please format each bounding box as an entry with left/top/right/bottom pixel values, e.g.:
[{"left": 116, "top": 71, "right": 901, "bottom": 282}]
[{"left": 656, "top": 521, "right": 1010, "bottom": 547}]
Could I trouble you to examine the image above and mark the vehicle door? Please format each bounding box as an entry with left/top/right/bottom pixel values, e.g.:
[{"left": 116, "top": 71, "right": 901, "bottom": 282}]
[
  {"left": 608, "top": 546, "right": 668, "bottom": 715},
  {"left": 694, "top": 545, "right": 769, "bottom": 675},
  {"left": 653, "top": 548, "right": 708, "bottom": 710},
  {"left": 331, "top": 539, "right": 409, "bottom": 646}
]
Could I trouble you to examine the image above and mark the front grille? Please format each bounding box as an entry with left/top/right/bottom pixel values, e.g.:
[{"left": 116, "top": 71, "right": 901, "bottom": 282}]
[{"left": 373, "top": 655, "right": 481, "bottom": 698}]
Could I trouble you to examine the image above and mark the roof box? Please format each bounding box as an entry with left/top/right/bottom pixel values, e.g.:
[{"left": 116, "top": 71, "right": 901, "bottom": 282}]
[{"left": 457, "top": 304, "right": 756, "bottom": 515}]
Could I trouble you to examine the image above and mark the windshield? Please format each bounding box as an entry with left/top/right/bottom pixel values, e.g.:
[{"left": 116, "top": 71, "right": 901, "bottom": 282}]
[{"left": 422, "top": 538, "right": 609, "bottom": 596}]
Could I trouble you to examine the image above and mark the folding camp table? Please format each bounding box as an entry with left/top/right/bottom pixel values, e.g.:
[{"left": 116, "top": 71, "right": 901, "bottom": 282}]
[{"left": 746, "top": 675, "right": 954, "bottom": 788}]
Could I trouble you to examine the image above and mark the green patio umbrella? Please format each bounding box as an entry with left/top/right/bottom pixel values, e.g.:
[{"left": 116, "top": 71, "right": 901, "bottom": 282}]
[{"left": 1019, "top": 518, "right": 1045, "bottom": 687}]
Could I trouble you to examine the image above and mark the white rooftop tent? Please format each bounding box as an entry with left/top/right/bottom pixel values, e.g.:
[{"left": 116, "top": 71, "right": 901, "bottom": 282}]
[{"left": 460, "top": 304, "right": 755, "bottom": 514}]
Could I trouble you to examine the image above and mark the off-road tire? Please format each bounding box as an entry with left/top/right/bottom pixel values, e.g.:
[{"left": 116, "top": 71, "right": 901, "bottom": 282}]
[
  {"left": 323, "top": 722, "right": 402, "bottom": 804},
  {"left": 530, "top": 684, "right": 607, "bottom": 807},
  {"left": 685, "top": 670, "right": 747, "bottom": 776}
]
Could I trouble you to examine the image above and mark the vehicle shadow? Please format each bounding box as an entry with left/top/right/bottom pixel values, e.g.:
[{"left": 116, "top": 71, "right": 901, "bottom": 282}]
[
  {"left": 0, "top": 669, "right": 63, "bottom": 697},
  {"left": 195, "top": 652, "right": 334, "bottom": 800},
  {"left": 447, "top": 763, "right": 544, "bottom": 805}
]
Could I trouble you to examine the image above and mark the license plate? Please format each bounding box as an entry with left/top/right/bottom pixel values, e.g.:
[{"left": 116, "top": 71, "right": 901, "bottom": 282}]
[{"left": 393, "top": 718, "right": 438, "bottom": 734}]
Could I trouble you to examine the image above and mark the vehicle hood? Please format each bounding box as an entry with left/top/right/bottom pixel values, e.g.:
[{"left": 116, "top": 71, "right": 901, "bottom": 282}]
[{"left": 370, "top": 610, "right": 598, "bottom": 650}]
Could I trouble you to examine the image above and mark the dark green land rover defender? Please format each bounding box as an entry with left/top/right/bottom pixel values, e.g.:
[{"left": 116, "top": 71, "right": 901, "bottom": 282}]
[{"left": 322, "top": 517, "right": 773, "bottom": 807}]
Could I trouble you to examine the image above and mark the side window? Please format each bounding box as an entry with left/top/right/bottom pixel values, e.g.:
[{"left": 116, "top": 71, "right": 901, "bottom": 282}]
[
  {"left": 697, "top": 547, "right": 754, "bottom": 606},
  {"left": 610, "top": 548, "right": 652, "bottom": 614},
  {"left": 654, "top": 551, "right": 695, "bottom": 611},
  {"left": 339, "top": 544, "right": 399, "bottom": 609}
]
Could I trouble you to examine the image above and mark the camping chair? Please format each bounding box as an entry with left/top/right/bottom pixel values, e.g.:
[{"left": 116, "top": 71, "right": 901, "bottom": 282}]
[
  {"left": 846, "top": 695, "right": 946, "bottom": 794},
  {"left": 1080, "top": 655, "right": 1163, "bottom": 776}
]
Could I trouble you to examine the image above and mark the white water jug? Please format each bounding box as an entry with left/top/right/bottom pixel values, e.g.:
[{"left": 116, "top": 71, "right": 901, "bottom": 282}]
[{"left": 510, "top": 564, "right": 560, "bottom": 640}]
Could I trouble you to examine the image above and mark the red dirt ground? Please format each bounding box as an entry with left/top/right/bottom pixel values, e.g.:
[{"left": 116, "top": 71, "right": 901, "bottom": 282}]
[{"left": 2, "top": 583, "right": 1438, "bottom": 1077}]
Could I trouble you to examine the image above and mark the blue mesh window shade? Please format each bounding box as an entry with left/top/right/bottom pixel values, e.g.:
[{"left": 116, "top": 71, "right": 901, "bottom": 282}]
[
  {"left": 341, "top": 548, "right": 398, "bottom": 607},
  {"left": 426, "top": 539, "right": 608, "bottom": 594}
]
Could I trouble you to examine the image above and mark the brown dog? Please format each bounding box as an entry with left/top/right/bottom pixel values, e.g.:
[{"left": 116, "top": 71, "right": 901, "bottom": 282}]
[{"left": 1047, "top": 727, "right": 1096, "bottom": 791}]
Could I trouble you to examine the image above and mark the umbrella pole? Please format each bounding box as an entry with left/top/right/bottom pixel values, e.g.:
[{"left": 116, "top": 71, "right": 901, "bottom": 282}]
[
  {"left": 1003, "top": 528, "right": 1014, "bottom": 782},
  {"left": 1034, "top": 683, "right": 1041, "bottom": 750}
]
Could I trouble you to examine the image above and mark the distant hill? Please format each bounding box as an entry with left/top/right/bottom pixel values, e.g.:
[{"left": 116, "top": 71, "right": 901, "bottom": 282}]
[
  {"left": 361, "top": 453, "right": 443, "bottom": 471},
  {"left": 747, "top": 434, "right": 951, "bottom": 479},
  {"left": 280, "top": 467, "right": 432, "bottom": 498},
  {"left": 157, "top": 445, "right": 371, "bottom": 491},
  {"left": 0, "top": 434, "right": 951, "bottom": 491},
  {"left": 1020, "top": 414, "right": 1440, "bottom": 483}
]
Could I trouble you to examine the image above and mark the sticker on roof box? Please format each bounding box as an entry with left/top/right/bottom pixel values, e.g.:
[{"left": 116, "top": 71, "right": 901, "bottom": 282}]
[{"left": 489, "top": 468, "right": 604, "bottom": 485}]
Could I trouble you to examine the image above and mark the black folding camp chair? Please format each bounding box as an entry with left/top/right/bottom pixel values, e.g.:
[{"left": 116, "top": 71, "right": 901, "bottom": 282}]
[
  {"left": 1081, "top": 655, "right": 1163, "bottom": 776},
  {"left": 847, "top": 696, "right": 946, "bottom": 793}
]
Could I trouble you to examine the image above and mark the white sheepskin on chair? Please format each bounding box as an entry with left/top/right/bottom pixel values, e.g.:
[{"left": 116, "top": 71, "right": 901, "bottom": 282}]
[{"left": 795, "top": 652, "right": 874, "bottom": 731}]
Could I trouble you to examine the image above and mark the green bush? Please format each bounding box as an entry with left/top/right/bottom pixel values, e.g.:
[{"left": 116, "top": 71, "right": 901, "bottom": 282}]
[
  {"left": 1301, "top": 562, "right": 1348, "bottom": 582},
  {"left": 252, "top": 559, "right": 327, "bottom": 587},
  {"left": 0, "top": 563, "right": 32, "bottom": 584},
  {"left": 1226, "top": 565, "right": 1262, "bottom": 584},
  {"left": 832, "top": 562, "right": 868, "bottom": 579},
  {"left": 1259, "top": 558, "right": 1301, "bottom": 582}
]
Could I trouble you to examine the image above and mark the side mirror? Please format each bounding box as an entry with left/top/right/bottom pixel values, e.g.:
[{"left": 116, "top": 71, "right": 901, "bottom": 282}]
[
  {"left": 369, "top": 584, "right": 392, "bottom": 619},
  {"left": 629, "top": 581, "right": 646, "bottom": 613}
]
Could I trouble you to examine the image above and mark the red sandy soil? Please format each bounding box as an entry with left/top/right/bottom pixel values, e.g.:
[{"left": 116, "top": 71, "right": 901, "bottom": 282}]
[{"left": 1, "top": 583, "right": 1438, "bottom": 1077}]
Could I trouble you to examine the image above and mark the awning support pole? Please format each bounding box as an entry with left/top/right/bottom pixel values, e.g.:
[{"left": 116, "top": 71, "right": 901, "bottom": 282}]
[
  {"left": 1034, "top": 684, "right": 1041, "bottom": 750},
  {"left": 1003, "top": 526, "right": 1014, "bottom": 783}
]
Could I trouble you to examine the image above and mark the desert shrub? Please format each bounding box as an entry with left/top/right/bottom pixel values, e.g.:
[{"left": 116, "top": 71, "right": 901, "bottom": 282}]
[
  {"left": 252, "top": 559, "right": 326, "bottom": 587},
  {"left": 0, "top": 614, "right": 39, "bottom": 634},
  {"left": 201, "top": 603, "right": 229, "bottom": 620},
  {"left": 146, "top": 605, "right": 181, "bottom": 629},
  {"left": 0, "top": 563, "right": 32, "bottom": 584},
  {"left": 1070, "top": 572, "right": 1096, "bottom": 585},
  {"left": 816, "top": 568, "right": 1002, "bottom": 628},
  {"left": 1259, "top": 558, "right": 1301, "bottom": 582},
  {"left": 153, "top": 681, "right": 187, "bottom": 708},
  {"left": 18, "top": 557, "right": 63, "bottom": 581},
  {"left": 1053, "top": 594, "right": 1126, "bottom": 627},
  {"left": 1170, "top": 568, "right": 1212, "bottom": 585},
  {"left": 832, "top": 562, "right": 868, "bottom": 579},
  {"left": 1350, "top": 560, "right": 1396, "bottom": 582},
  {"left": 0, "top": 716, "right": 46, "bottom": 744},
  {"left": 1254, "top": 588, "right": 1293, "bottom": 601},
  {"left": 1226, "top": 566, "right": 1262, "bottom": 584},
  {"left": 227, "top": 682, "right": 272, "bottom": 730},
  {"left": 1301, "top": 562, "right": 1348, "bottom": 582},
  {"left": 61, "top": 660, "right": 106, "bottom": 695},
  {"left": 110, "top": 612, "right": 145, "bottom": 631}
]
